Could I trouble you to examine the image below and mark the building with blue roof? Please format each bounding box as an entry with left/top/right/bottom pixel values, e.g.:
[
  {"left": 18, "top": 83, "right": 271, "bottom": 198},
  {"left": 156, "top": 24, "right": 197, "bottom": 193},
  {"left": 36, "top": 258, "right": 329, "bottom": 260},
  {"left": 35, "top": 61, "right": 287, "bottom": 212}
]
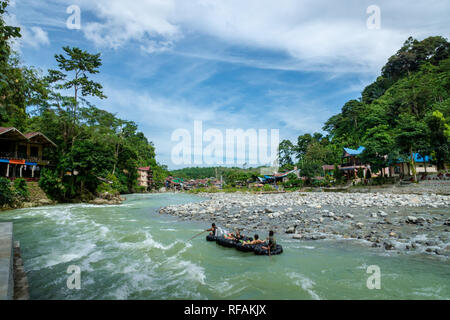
[
  {"left": 341, "top": 146, "right": 369, "bottom": 178},
  {"left": 387, "top": 153, "right": 437, "bottom": 177}
]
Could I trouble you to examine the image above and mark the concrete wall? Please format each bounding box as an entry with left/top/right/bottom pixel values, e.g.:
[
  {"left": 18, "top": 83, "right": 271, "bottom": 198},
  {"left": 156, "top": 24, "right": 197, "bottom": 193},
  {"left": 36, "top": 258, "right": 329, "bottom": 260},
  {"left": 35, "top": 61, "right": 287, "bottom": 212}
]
[{"left": 0, "top": 222, "right": 13, "bottom": 300}]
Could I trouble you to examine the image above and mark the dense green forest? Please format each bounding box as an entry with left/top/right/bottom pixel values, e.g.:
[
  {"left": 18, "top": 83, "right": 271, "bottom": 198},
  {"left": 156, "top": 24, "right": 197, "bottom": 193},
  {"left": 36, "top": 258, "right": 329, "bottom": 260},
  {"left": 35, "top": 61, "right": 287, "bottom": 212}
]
[
  {"left": 0, "top": 1, "right": 168, "bottom": 201},
  {"left": 279, "top": 36, "right": 450, "bottom": 182},
  {"left": 170, "top": 166, "right": 261, "bottom": 186}
]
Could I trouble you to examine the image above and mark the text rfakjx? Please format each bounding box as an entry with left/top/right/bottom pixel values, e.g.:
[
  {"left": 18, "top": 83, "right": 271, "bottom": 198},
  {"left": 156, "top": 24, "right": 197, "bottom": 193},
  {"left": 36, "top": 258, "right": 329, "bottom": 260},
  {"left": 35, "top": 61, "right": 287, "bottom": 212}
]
[
  {"left": 229, "top": 304, "right": 266, "bottom": 316},
  {"left": 184, "top": 304, "right": 267, "bottom": 317}
]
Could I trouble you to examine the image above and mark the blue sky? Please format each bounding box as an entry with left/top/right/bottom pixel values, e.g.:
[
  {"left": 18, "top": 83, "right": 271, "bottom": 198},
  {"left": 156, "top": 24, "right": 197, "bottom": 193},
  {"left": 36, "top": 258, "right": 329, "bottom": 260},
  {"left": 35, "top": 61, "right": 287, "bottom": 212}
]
[{"left": 7, "top": 0, "right": 450, "bottom": 169}]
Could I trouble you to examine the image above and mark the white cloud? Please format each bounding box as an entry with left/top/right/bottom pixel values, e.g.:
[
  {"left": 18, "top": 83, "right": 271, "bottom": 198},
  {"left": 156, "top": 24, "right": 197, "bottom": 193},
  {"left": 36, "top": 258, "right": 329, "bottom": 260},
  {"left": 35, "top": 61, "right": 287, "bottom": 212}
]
[
  {"left": 4, "top": 13, "right": 50, "bottom": 50},
  {"left": 27, "top": 26, "right": 50, "bottom": 47},
  {"left": 80, "top": 0, "right": 180, "bottom": 50},
  {"left": 72, "top": 0, "right": 450, "bottom": 73}
]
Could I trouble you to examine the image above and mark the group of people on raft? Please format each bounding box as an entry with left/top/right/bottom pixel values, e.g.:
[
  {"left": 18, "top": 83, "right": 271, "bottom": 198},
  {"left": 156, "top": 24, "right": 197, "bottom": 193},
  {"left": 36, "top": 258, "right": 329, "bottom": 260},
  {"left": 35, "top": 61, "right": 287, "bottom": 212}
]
[{"left": 206, "top": 223, "right": 280, "bottom": 254}]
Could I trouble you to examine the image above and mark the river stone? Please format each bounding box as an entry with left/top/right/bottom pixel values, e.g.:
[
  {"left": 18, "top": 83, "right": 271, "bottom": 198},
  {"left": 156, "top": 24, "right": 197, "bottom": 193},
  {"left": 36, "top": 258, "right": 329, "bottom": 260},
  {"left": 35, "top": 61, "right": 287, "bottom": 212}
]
[
  {"left": 384, "top": 241, "right": 395, "bottom": 250},
  {"left": 286, "top": 226, "right": 296, "bottom": 234},
  {"left": 39, "top": 199, "right": 52, "bottom": 205},
  {"left": 22, "top": 202, "right": 35, "bottom": 208},
  {"left": 406, "top": 216, "right": 418, "bottom": 224}
]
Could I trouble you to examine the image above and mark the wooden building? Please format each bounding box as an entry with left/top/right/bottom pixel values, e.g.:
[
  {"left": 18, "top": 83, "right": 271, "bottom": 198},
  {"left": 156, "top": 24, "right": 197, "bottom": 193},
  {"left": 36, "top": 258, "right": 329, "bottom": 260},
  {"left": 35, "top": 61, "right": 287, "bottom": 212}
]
[
  {"left": 340, "top": 146, "right": 368, "bottom": 178},
  {"left": 0, "top": 127, "right": 56, "bottom": 180},
  {"left": 388, "top": 154, "right": 437, "bottom": 177}
]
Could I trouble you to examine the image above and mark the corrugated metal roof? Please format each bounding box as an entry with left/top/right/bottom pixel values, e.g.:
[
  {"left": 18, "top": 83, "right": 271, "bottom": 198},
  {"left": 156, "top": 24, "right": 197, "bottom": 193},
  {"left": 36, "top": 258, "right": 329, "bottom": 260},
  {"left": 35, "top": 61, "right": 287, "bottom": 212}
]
[
  {"left": 0, "top": 127, "right": 56, "bottom": 147},
  {"left": 0, "top": 127, "right": 14, "bottom": 134},
  {"left": 343, "top": 146, "right": 365, "bottom": 156}
]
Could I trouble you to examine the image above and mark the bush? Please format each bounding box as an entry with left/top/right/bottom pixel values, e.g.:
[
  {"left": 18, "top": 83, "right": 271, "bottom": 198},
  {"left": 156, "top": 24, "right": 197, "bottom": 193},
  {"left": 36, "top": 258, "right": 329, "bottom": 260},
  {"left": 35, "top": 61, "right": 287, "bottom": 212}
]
[
  {"left": 0, "top": 177, "right": 15, "bottom": 206},
  {"left": 39, "top": 168, "right": 66, "bottom": 201},
  {"left": 365, "top": 169, "right": 372, "bottom": 180},
  {"left": 283, "top": 178, "right": 304, "bottom": 189},
  {"left": 135, "top": 186, "right": 147, "bottom": 193},
  {"left": 357, "top": 169, "right": 364, "bottom": 179},
  {"left": 96, "top": 173, "right": 123, "bottom": 195},
  {"left": 13, "top": 178, "right": 29, "bottom": 200},
  {"left": 263, "top": 184, "right": 274, "bottom": 192}
]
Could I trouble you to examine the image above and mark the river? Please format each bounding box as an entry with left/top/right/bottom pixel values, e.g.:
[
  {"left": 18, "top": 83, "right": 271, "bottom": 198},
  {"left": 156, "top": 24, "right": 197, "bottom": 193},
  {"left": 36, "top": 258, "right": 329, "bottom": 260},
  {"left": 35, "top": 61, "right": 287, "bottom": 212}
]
[{"left": 0, "top": 193, "right": 448, "bottom": 300}]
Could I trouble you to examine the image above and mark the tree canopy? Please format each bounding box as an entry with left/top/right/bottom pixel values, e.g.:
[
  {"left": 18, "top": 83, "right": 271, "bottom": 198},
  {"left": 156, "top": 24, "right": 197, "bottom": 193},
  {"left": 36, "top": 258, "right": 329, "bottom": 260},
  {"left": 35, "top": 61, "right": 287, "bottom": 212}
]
[{"left": 281, "top": 35, "right": 450, "bottom": 181}]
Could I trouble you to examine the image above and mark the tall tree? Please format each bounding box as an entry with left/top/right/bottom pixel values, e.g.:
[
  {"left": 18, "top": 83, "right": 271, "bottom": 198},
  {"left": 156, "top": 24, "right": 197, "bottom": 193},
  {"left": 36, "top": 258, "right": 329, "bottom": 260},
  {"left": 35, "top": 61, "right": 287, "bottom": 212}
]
[
  {"left": 279, "top": 139, "right": 294, "bottom": 168},
  {"left": 46, "top": 46, "right": 106, "bottom": 152},
  {"left": 396, "top": 114, "right": 430, "bottom": 182}
]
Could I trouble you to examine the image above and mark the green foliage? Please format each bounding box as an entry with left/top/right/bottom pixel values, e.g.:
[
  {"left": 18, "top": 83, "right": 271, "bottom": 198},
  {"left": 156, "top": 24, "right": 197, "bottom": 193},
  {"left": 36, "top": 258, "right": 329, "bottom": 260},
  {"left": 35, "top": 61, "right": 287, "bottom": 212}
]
[
  {"left": 262, "top": 184, "right": 274, "bottom": 192},
  {"left": 365, "top": 168, "right": 372, "bottom": 180},
  {"left": 333, "top": 164, "right": 343, "bottom": 183},
  {"left": 382, "top": 36, "right": 449, "bottom": 80},
  {"left": 0, "top": 1, "right": 48, "bottom": 130},
  {"left": 135, "top": 186, "right": 147, "bottom": 193},
  {"left": 279, "top": 139, "right": 294, "bottom": 167},
  {"left": 281, "top": 35, "right": 450, "bottom": 184},
  {"left": 225, "top": 170, "right": 253, "bottom": 187},
  {"left": 39, "top": 168, "right": 66, "bottom": 201},
  {"left": 96, "top": 173, "right": 124, "bottom": 195},
  {"left": 13, "top": 178, "right": 29, "bottom": 200},
  {"left": 357, "top": 169, "right": 364, "bottom": 179},
  {"left": 188, "top": 187, "right": 221, "bottom": 194},
  {"left": 310, "top": 179, "right": 331, "bottom": 188},
  {"left": 299, "top": 161, "right": 322, "bottom": 179},
  {"left": 0, "top": 177, "right": 15, "bottom": 205},
  {"left": 283, "top": 176, "right": 304, "bottom": 189}
]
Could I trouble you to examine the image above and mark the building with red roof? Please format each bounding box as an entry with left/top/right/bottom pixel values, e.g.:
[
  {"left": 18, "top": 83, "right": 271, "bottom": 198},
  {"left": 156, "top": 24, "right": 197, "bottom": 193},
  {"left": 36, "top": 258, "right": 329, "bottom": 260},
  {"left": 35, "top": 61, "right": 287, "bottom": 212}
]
[{"left": 137, "top": 166, "right": 153, "bottom": 189}]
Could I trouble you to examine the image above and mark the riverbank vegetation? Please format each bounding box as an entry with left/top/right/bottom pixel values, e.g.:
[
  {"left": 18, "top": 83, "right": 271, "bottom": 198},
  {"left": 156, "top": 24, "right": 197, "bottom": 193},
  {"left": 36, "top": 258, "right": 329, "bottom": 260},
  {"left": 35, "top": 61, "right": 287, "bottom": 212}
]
[
  {"left": 0, "top": 1, "right": 168, "bottom": 202},
  {"left": 0, "top": 177, "right": 28, "bottom": 206},
  {"left": 279, "top": 36, "right": 450, "bottom": 182}
]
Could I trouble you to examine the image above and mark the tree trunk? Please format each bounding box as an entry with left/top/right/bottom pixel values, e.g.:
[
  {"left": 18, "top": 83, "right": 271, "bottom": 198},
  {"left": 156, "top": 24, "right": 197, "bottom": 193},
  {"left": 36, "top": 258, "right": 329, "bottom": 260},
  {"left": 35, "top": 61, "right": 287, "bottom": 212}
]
[{"left": 410, "top": 147, "right": 417, "bottom": 183}]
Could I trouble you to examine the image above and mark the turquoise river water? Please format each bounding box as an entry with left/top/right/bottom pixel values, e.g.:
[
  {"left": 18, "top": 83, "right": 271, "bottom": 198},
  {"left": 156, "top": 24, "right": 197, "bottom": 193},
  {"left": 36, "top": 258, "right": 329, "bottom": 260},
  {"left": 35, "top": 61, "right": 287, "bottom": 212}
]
[{"left": 0, "top": 193, "right": 449, "bottom": 300}]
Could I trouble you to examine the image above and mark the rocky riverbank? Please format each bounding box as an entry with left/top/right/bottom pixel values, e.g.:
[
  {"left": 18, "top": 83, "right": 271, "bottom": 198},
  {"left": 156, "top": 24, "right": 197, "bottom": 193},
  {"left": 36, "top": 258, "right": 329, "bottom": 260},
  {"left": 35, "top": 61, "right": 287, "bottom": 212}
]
[
  {"left": 159, "top": 190, "right": 450, "bottom": 257},
  {"left": 1, "top": 190, "right": 125, "bottom": 212},
  {"left": 88, "top": 192, "right": 125, "bottom": 205}
]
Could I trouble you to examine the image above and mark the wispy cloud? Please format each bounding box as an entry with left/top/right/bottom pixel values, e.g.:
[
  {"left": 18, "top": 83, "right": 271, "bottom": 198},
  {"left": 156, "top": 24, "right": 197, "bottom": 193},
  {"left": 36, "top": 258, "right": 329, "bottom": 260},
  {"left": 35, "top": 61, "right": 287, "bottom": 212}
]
[
  {"left": 10, "top": 0, "right": 450, "bottom": 73},
  {"left": 4, "top": 12, "right": 50, "bottom": 51},
  {"left": 65, "top": 0, "right": 450, "bottom": 74}
]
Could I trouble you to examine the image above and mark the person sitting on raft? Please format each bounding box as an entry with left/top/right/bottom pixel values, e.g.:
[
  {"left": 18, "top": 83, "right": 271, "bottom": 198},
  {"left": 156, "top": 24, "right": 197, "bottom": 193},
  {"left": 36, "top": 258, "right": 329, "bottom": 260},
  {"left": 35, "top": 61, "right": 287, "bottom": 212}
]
[
  {"left": 241, "top": 234, "right": 265, "bottom": 246},
  {"left": 206, "top": 223, "right": 217, "bottom": 236},
  {"left": 261, "top": 230, "right": 276, "bottom": 252},
  {"left": 224, "top": 229, "right": 243, "bottom": 240}
]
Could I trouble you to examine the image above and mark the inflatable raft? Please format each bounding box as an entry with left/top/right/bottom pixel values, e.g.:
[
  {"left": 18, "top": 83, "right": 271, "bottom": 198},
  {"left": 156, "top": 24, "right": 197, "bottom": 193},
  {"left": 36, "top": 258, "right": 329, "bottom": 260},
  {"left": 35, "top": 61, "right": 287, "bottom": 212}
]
[
  {"left": 207, "top": 235, "right": 282, "bottom": 256},
  {"left": 215, "top": 236, "right": 253, "bottom": 248},
  {"left": 235, "top": 241, "right": 258, "bottom": 252},
  {"left": 216, "top": 236, "right": 237, "bottom": 248},
  {"left": 254, "top": 244, "right": 283, "bottom": 255}
]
